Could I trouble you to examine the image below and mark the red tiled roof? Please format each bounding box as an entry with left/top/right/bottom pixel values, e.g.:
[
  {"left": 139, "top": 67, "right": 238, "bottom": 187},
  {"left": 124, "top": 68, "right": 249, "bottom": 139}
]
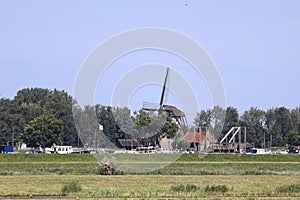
[{"left": 183, "top": 132, "right": 205, "bottom": 143}]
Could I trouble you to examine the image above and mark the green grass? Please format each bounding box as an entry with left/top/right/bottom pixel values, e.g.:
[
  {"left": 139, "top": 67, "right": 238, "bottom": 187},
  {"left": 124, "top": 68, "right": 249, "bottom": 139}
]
[
  {"left": 276, "top": 183, "right": 300, "bottom": 193},
  {"left": 1, "top": 153, "right": 299, "bottom": 163},
  {"left": 0, "top": 153, "right": 299, "bottom": 175},
  {"left": 177, "top": 153, "right": 300, "bottom": 162},
  {"left": 0, "top": 153, "right": 299, "bottom": 198},
  {"left": 61, "top": 181, "right": 82, "bottom": 194},
  {"left": 0, "top": 175, "right": 300, "bottom": 199},
  {"left": 0, "top": 153, "right": 96, "bottom": 162}
]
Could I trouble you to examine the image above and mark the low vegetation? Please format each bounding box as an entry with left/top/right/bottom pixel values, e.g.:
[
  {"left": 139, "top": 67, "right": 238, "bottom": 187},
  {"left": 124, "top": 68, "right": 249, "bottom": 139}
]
[
  {"left": 0, "top": 154, "right": 299, "bottom": 176},
  {"left": 204, "top": 185, "right": 229, "bottom": 193},
  {"left": 171, "top": 184, "right": 199, "bottom": 193},
  {"left": 276, "top": 183, "right": 300, "bottom": 193},
  {"left": 0, "top": 175, "right": 299, "bottom": 199},
  {"left": 61, "top": 181, "right": 82, "bottom": 194},
  {"left": 0, "top": 153, "right": 299, "bottom": 198}
]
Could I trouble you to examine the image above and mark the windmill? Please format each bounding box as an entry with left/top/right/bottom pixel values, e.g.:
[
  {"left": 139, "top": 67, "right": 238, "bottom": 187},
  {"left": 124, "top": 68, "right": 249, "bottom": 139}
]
[{"left": 142, "top": 67, "right": 188, "bottom": 134}]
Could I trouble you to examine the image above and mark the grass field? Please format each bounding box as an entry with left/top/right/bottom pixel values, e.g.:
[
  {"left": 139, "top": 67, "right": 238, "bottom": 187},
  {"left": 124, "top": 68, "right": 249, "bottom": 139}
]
[
  {"left": 0, "top": 153, "right": 299, "bottom": 175},
  {"left": 1, "top": 175, "right": 300, "bottom": 199},
  {"left": 0, "top": 153, "right": 300, "bottom": 199}
]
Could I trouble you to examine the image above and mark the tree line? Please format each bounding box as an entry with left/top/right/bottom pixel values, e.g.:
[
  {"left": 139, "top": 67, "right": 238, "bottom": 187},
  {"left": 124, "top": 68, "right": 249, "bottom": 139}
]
[
  {"left": 0, "top": 88, "right": 178, "bottom": 149},
  {"left": 0, "top": 87, "right": 299, "bottom": 149},
  {"left": 194, "top": 106, "right": 300, "bottom": 148}
]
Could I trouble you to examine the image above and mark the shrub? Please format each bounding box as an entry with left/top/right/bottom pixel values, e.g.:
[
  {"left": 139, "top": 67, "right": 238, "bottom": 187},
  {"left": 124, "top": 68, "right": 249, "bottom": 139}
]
[
  {"left": 171, "top": 184, "right": 185, "bottom": 192},
  {"left": 185, "top": 184, "right": 199, "bottom": 192},
  {"left": 170, "top": 184, "right": 199, "bottom": 193},
  {"left": 276, "top": 184, "right": 300, "bottom": 193},
  {"left": 61, "top": 181, "right": 82, "bottom": 194},
  {"left": 204, "top": 184, "right": 229, "bottom": 193}
]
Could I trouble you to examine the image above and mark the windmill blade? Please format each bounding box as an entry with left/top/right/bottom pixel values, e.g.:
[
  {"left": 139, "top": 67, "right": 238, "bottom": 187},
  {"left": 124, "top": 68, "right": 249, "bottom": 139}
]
[
  {"left": 142, "top": 101, "right": 160, "bottom": 111},
  {"left": 159, "top": 67, "right": 169, "bottom": 107}
]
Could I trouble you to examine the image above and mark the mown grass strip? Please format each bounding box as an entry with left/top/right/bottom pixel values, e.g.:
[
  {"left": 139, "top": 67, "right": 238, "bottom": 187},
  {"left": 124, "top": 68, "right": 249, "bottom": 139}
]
[
  {"left": 1, "top": 175, "right": 300, "bottom": 198},
  {"left": 1, "top": 153, "right": 300, "bottom": 163}
]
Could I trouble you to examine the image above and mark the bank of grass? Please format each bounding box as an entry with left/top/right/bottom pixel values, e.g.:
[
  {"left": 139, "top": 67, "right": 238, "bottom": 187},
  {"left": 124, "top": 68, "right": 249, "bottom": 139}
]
[
  {"left": 1, "top": 153, "right": 299, "bottom": 163},
  {"left": 176, "top": 153, "right": 300, "bottom": 162},
  {"left": 0, "top": 153, "right": 300, "bottom": 175},
  {"left": 1, "top": 175, "right": 300, "bottom": 199},
  {"left": 0, "top": 153, "right": 96, "bottom": 162},
  {"left": 1, "top": 154, "right": 300, "bottom": 199}
]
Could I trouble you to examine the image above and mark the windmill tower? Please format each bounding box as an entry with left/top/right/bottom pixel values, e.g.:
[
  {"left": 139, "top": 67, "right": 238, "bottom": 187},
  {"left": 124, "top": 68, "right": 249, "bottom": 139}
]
[{"left": 142, "top": 67, "right": 188, "bottom": 134}]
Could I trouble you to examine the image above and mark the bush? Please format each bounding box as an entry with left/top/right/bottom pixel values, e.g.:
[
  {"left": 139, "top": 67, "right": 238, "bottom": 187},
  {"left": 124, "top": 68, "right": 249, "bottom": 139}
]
[
  {"left": 61, "top": 181, "right": 82, "bottom": 194},
  {"left": 185, "top": 184, "right": 199, "bottom": 192},
  {"left": 276, "top": 184, "right": 300, "bottom": 193},
  {"left": 171, "top": 184, "right": 185, "bottom": 192},
  {"left": 204, "top": 184, "right": 229, "bottom": 193},
  {"left": 170, "top": 184, "right": 199, "bottom": 193}
]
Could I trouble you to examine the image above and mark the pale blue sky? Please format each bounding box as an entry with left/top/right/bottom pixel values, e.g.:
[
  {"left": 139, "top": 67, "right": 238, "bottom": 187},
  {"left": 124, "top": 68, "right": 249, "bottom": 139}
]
[{"left": 0, "top": 0, "right": 300, "bottom": 116}]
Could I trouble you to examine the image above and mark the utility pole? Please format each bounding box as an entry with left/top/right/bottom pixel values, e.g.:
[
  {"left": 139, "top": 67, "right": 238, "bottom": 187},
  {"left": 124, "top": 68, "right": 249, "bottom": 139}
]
[
  {"left": 263, "top": 131, "right": 266, "bottom": 149},
  {"left": 270, "top": 134, "right": 272, "bottom": 150},
  {"left": 98, "top": 124, "right": 103, "bottom": 152},
  {"left": 77, "top": 130, "right": 80, "bottom": 147},
  {"left": 193, "top": 126, "right": 196, "bottom": 153},
  {"left": 12, "top": 127, "right": 14, "bottom": 147}
]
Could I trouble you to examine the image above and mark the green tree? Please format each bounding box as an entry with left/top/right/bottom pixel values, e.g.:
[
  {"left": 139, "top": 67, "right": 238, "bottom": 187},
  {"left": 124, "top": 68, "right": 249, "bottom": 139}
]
[
  {"left": 265, "top": 107, "right": 292, "bottom": 147},
  {"left": 96, "top": 106, "right": 120, "bottom": 148},
  {"left": 0, "top": 98, "right": 25, "bottom": 146},
  {"left": 194, "top": 110, "right": 211, "bottom": 127},
  {"left": 220, "top": 106, "right": 239, "bottom": 141},
  {"left": 14, "top": 88, "right": 77, "bottom": 146},
  {"left": 21, "top": 114, "right": 64, "bottom": 147},
  {"left": 285, "top": 130, "right": 300, "bottom": 146},
  {"left": 240, "top": 107, "right": 265, "bottom": 148}
]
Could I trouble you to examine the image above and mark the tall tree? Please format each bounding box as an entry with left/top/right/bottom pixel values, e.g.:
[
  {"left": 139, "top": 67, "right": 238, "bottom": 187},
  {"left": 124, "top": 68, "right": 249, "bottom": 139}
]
[
  {"left": 21, "top": 114, "right": 64, "bottom": 147},
  {"left": 193, "top": 106, "right": 226, "bottom": 140},
  {"left": 265, "top": 107, "right": 292, "bottom": 147},
  {"left": 194, "top": 109, "right": 211, "bottom": 127},
  {"left": 0, "top": 98, "right": 25, "bottom": 146},
  {"left": 240, "top": 107, "right": 265, "bottom": 148},
  {"left": 220, "top": 106, "right": 239, "bottom": 141},
  {"left": 14, "top": 88, "right": 77, "bottom": 146}
]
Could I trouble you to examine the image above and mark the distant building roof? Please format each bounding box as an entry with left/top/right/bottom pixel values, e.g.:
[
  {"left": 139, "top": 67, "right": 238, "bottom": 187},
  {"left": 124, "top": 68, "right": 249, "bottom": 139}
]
[{"left": 183, "top": 132, "right": 205, "bottom": 143}]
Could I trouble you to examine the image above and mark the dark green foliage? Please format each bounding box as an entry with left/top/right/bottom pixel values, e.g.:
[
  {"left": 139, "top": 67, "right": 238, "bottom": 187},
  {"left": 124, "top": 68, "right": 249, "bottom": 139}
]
[
  {"left": 61, "top": 181, "right": 82, "bottom": 193},
  {"left": 286, "top": 130, "right": 300, "bottom": 146},
  {"left": 21, "top": 114, "right": 64, "bottom": 147},
  {"left": 161, "top": 117, "right": 179, "bottom": 138},
  {"left": 220, "top": 106, "right": 239, "bottom": 141},
  {"left": 185, "top": 184, "right": 199, "bottom": 192},
  {"left": 240, "top": 107, "right": 265, "bottom": 148},
  {"left": 195, "top": 106, "right": 300, "bottom": 147},
  {"left": 204, "top": 184, "right": 229, "bottom": 193},
  {"left": 170, "top": 184, "right": 185, "bottom": 192},
  {"left": 1, "top": 87, "right": 300, "bottom": 149},
  {"left": 170, "top": 184, "right": 199, "bottom": 192},
  {"left": 276, "top": 184, "right": 300, "bottom": 193},
  {"left": 0, "top": 88, "right": 77, "bottom": 147}
]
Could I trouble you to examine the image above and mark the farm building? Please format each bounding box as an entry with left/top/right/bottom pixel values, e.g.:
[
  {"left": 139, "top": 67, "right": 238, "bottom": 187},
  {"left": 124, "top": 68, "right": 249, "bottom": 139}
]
[{"left": 183, "top": 131, "right": 215, "bottom": 152}]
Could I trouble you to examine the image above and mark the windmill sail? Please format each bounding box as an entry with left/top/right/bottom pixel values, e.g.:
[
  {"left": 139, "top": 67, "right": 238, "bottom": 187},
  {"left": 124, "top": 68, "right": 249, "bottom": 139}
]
[{"left": 142, "top": 67, "right": 188, "bottom": 133}]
